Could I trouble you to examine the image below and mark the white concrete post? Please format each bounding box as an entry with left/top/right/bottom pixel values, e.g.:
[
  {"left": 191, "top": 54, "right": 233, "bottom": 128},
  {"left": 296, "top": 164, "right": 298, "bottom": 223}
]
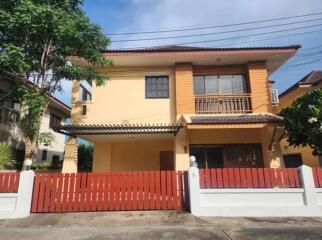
[
  {"left": 299, "top": 165, "right": 318, "bottom": 207},
  {"left": 0, "top": 170, "right": 35, "bottom": 219},
  {"left": 188, "top": 167, "right": 201, "bottom": 215},
  {"left": 15, "top": 170, "right": 35, "bottom": 218}
]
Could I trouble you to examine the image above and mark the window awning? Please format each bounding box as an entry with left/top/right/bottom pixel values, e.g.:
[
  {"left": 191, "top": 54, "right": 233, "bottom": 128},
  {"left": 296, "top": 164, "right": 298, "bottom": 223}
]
[
  {"left": 53, "top": 123, "right": 183, "bottom": 137},
  {"left": 186, "top": 114, "right": 284, "bottom": 125}
]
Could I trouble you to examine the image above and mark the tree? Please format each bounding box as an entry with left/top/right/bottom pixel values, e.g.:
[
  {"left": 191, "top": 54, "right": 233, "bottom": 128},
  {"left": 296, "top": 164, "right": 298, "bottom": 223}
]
[
  {"left": 279, "top": 88, "right": 322, "bottom": 156},
  {"left": 0, "top": 142, "right": 15, "bottom": 170},
  {"left": 0, "top": 0, "right": 111, "bottom": 162}
]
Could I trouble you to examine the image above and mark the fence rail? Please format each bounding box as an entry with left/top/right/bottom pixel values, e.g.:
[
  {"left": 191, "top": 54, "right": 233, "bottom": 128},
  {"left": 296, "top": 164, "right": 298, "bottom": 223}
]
[
  {"left": 0, "top": 172, "right": 20, "bottom": 193},
  {"left": 31, "top": 171, "right": 189, "bottom": 213},
  {"left": 312, "top": 168, "right": 322, "bottom": 188},
  {"left": 199, "top": 168, "right": 301, "bottom": 189},
  {"left": 195, "top": 94, "right": 252, "bottom": 114}
]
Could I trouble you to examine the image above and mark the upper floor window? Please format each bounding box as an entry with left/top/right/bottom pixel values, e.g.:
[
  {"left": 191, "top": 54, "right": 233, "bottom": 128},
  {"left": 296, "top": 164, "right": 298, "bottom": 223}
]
[
  {"left": 78, "top": 80, "right": 92, "bottom": 101},
  {"left": 145, "top": 76, "right": 169, "bottom": 99},
  {"left": 49, "top": 114, "right": 62, "bottom": 128},
  {"left": 193, "top": 75, "right": 247, "bottom": 95}
]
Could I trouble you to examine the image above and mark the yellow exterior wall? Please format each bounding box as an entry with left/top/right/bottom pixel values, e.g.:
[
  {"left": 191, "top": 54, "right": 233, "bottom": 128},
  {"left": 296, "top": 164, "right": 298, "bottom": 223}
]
[
  {"left": 276, "top": 84, "right": 321, "bottom": 167},
  {"left": 69, "top": 62, "right": 280, "bottom": 172},
  {"left": 72, "top": 66, "right": 176, "bottom": 125},
  {"left": 92, "top": 140, "right": 173, "bottom": 172},
  {"left": 247, "top": 62, "right": 272, "bottom": 113},
  {"left": 280, "top": 138, "right": 320, "bottom": 167}
]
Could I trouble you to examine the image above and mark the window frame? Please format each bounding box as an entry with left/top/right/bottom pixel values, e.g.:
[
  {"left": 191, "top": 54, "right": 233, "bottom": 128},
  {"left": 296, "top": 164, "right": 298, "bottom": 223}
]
[
  {"left": 193, "top": 74, "right": 247, "bottom": 95},
  {"left": 41, "top": 150, "right": 48, "bottom": 161},
  {"left": 49, "top": 114, "right": 62, "bottom": 128},
  {"left": 145, "top": 75, "right": 169, "bottom": 99}
]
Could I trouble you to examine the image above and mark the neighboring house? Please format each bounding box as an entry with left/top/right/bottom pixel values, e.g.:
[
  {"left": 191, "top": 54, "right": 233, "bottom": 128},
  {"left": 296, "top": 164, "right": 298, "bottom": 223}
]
[
  {"left": 0, "top": 78, "right": 71, "bottom": 165},
  {"left": 274, "top": 71, "right": 322, "bottom": 168},
  {"left": 55, "top": 45, "right": 300, "bottom": 173}
]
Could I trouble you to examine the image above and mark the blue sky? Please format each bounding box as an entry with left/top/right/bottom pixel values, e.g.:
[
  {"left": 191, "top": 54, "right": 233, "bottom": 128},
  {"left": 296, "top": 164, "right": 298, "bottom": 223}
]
[{"left": 55, "top": 0, "right": 322, "bottom": 106}]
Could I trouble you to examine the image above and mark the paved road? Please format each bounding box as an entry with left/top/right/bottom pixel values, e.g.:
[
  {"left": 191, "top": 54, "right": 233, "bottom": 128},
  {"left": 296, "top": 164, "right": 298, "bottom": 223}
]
[{"left": 1, "top": 211, "right": 322, "bottom": 239}]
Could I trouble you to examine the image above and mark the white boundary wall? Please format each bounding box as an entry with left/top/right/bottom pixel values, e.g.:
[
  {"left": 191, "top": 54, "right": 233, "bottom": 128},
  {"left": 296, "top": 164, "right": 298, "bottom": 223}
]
[
  {"left": 189, "top": 165, "right": 322, "bottom": 217},
  {"left": 0, "top": 171, "right": 35, "bottom": 219}
]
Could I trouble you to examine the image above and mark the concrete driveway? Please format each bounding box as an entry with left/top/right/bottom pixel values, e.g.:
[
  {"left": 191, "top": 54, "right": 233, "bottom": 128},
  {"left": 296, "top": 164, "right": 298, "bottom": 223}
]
[{"left": 1, "top": 211, "right": 322, "bottom": 240}]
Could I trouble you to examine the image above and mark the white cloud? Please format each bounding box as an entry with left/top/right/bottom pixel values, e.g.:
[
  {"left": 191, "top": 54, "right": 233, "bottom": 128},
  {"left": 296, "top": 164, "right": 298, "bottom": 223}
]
[{"left": 111, "top": 0, "right": 322, "bottom": 49}]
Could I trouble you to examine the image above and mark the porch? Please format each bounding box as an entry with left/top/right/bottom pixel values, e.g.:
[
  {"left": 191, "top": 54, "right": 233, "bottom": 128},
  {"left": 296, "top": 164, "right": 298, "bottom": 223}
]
[{"left": 54, "top": 114, "right": 285, "bottom": 173}]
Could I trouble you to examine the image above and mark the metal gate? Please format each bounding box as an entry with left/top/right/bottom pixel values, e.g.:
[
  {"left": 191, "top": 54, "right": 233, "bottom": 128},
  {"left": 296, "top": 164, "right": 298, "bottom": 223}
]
[{"left": 31, "top": 171, "right": 189, "bottom": 213}]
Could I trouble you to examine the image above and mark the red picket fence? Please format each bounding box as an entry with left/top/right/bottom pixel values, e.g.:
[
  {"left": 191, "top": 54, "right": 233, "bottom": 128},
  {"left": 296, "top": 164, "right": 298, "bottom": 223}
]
[
  {"left": 199, "top": 168, "right": 301, "bottom": 189},
  {"left": 31, "top": 171, "right": 189, "bottom": 213},
  {"left": 0, "top": 172, "right": 20, "bottom": 193},
  {"left": 312, "top": 168, "right": 322, "bottom": 188}
]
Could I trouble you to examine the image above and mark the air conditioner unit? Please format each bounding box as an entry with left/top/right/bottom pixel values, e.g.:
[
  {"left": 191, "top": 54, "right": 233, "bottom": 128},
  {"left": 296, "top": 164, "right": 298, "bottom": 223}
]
[{"left": 270, "top": 89, "right": 279, "bottom": 104}]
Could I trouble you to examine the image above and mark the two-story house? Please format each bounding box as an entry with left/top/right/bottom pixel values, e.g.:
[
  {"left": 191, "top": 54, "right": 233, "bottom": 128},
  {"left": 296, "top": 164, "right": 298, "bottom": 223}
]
[
  {"left": 56, "top": 45, "right": 300, "bottom": 173},
  {"left": 275, "top": 71, "right": 322, "bottom": 168},
  {"left": 0, "top": 78, "right": 70, "bottom": 165}
]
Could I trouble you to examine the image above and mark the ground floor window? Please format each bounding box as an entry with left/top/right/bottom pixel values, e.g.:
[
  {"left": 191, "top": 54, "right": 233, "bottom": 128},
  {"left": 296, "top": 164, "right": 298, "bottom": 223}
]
[
  {"left": 283, "top": 154, "right": 303, "bottom": 168},
  {"left": 189, "top": 144, "right": 263, "bottom": 168}
]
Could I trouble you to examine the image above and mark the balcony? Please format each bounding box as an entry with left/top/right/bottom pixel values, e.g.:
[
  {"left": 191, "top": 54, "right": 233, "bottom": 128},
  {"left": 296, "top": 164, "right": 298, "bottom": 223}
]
[
  {"left": 195, "top": 94, "right": 252, "bottom": 114},
  {"left": 0, "top": 106, "right": 20, "bottom": 124}
]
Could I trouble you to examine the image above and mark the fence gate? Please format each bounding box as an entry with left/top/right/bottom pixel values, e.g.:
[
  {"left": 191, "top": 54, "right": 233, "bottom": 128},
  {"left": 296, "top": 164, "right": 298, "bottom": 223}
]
[{"left": 31, "top": 171, "right": 189, "bottom": 213}]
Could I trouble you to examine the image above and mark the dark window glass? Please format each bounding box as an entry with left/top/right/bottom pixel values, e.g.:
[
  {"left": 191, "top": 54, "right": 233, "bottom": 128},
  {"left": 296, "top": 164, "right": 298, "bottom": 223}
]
[
  {"left": 42, "top": 150, "right": 47, "bottom": 161},
  {"left": 82, "top": 105, "right": 87, "bottom": 115},
  {"left": 145, "top": 76, "right": 169, "bottom": 98},
  {"left": 49, "top": 114, "right": 62, "bottom": 128},
  {"left": 283, "top": 154, "right": 303, "bottom": 168},
  {"left": 189, "top": 146, "right": 224, "bottom": 168}
]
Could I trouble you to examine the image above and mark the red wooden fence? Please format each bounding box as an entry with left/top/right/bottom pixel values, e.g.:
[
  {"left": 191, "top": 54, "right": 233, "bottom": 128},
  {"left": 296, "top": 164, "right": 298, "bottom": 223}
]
[
  {"left": 31, "top": 171, "right": 189, "bottom": 213},
  {"left": 0, "top": 172, "right": 20, "bottom": 193},
  {"left": 199, "top": 168, "right": 301, "bottom": 189},
  {"left": 312, "top": 168, "right": 322, "bottom": 188}
]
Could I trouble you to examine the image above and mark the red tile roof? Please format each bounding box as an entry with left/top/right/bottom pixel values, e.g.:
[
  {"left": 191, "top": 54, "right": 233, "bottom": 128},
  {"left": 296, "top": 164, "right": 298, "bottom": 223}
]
[{"left": 189, "top": 114, "right": 283, "bottom": 125}]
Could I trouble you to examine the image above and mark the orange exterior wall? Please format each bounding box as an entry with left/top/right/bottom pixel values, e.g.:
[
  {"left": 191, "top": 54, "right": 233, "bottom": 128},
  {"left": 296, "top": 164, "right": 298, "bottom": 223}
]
[
  {"left": 174, "top": 63, "right": 195, "bottom": 115},
  {"left": 247, "top": 62, "right": 272, "bottom": 113}
]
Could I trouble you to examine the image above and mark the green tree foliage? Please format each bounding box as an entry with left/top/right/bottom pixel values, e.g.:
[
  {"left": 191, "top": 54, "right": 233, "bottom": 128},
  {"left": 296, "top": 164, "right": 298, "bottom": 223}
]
[
  {"left": 0, "top": 142, "right": 15, "bottom": 170},
  {"left": 0, "top": 0, "right": 111, "bottom": 160},
  {"left": 0, "top": 0, "right": 111, "bottom": 92},
  {"left": 37, "top": 132, "right": 55, "bottom": 146},
  {"left": 279, "top": 89, "right": 322, "bottom": 156}
]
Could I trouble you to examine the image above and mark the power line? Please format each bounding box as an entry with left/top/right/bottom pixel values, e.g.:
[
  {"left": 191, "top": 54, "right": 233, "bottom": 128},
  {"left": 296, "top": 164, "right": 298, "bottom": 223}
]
[
  {"left": 119, "top": 23, "right": 322, "bottom": 49},
  {"left": 106, "top": 12, "right": 322, "bottom": 35},
  {"left": 111, "top": 17, "right": 322, "bottom": 42}
]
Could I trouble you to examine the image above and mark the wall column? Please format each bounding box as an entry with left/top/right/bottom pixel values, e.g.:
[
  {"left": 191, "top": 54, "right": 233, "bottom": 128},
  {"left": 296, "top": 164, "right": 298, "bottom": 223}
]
[
  {"left": 174, "top": 128, "right": 190, "bottom": 171},
  {"left": 62, "top": 137, "right": 78, "bottom": 173},
  {"left": 247, "top": 62, "right": 272, "bottom": 113},
  {"left": 175, "top": 63, "right": 195, "bottom": 115}
]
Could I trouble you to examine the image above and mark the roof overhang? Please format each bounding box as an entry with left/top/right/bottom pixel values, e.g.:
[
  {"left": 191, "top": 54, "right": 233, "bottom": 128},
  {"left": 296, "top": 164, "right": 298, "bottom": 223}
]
[
  {"left": 53, "top": 123, "right": 183, "bottom": 137},
  {"left": 101, "top": 46, "right": 299, "bottom": 74},
  {"left": 183, "top": 113, "right": 284, "bottom": 126},
  {"left": 69, "top": 46, "right": 300, "bottom": 75}
]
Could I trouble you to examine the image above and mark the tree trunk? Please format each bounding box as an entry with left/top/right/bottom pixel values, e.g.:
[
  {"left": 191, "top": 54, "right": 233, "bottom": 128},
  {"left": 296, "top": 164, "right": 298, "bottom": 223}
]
[{"left": 22, "top": 138, "right": 37, "bottom": 170}]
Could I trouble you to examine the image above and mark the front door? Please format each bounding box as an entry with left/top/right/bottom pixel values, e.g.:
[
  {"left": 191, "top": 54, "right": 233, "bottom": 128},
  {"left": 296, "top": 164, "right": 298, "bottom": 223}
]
[
  {"left": 160, "top": 151, "right": 174, "bottom": 170},
  {"left": 189, "top": 145, "right": 224, "bottom": 168}
]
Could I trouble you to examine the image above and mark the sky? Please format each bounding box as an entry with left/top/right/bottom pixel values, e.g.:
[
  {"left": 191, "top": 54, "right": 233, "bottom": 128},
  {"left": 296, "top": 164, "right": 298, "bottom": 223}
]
[{"left": 55, "top": 0, "right": 322, "bottom": 106}]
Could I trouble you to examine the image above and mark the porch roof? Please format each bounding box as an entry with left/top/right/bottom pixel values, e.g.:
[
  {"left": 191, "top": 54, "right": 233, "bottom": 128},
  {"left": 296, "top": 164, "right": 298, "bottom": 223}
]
[
  {"left": 186, "top": 114, "right": 284, "bottom": 125},
  {"left": 53, "top": 123, "right": 183, "bottom": 136}
]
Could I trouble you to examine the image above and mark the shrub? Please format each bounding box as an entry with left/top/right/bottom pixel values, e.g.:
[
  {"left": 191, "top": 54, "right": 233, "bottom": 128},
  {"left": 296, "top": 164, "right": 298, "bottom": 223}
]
[{"left": 0, "top": 142, "right": 15, "bottom": 170}]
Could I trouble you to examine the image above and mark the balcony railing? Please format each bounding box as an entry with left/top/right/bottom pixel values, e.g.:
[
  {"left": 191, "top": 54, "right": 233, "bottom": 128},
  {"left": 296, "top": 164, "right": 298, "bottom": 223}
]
[
  {"left": 0, "top": 106, "right": 20, "bottom": 124},
  {"left": 195, "top": 94, "right": 252, "bottom": 114}
]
